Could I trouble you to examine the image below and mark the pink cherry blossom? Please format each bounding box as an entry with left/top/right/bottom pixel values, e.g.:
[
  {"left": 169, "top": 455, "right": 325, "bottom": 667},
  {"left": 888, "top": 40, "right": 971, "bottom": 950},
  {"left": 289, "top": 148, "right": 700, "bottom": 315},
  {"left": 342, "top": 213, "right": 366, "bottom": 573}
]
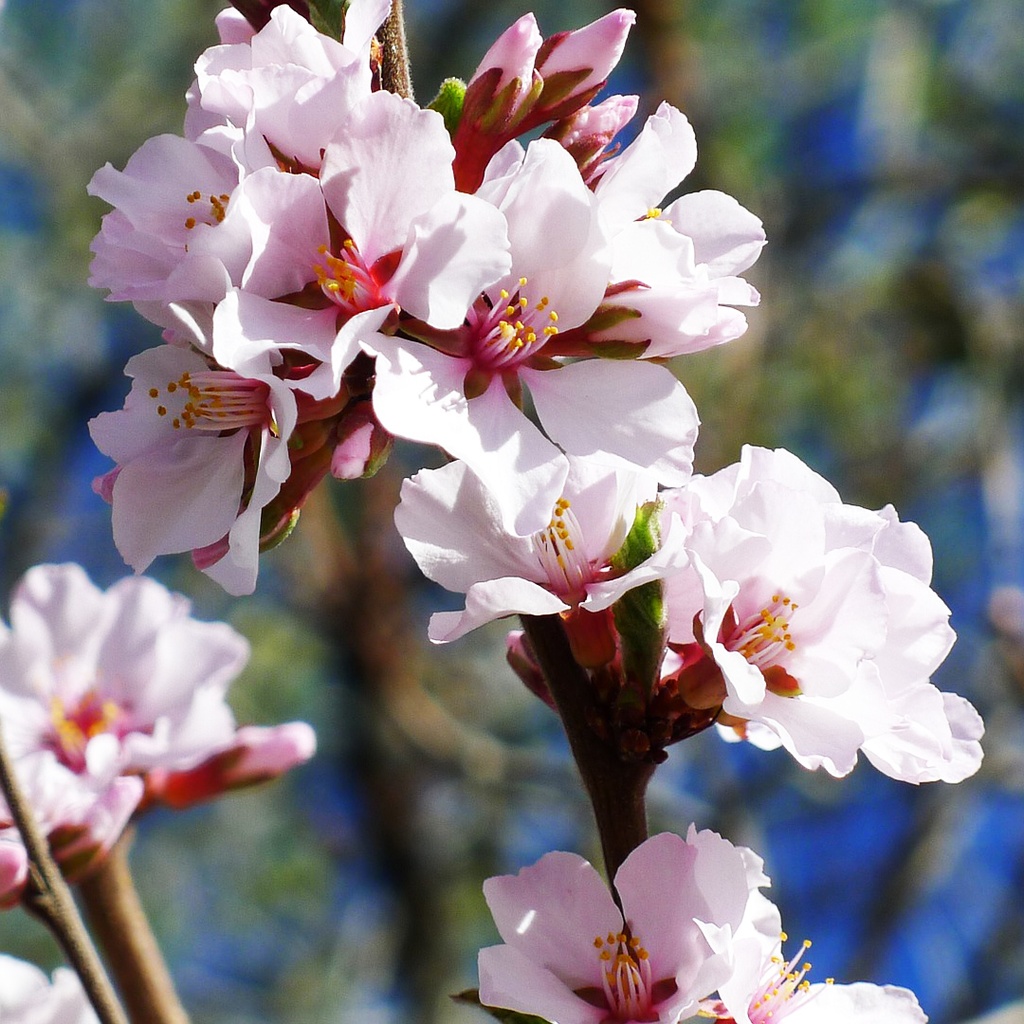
[
  {"left": 702, "top": 932, "right": 928, "bottom": 1024},
  {"left": 660, "top": 446, "right": 983, "bottom": 781},
  {"left": 478, "top": 829, "right": 769, "bottom": 1024},
  {"left": 395, "top": 454, "right": 686, "bottom": 644},
  {"left": 89, "top": 344, "right": 296, "bottom": 595},
  {"left": 0, "top": 752, "right": 142, "bottom": 904},
  {"left": 588, "top": 103, "right": 766, "bottom": 356},
  {"left": 0, "top": 954, "right": 97, "bottom": 1024},
  {"left": 0, "top": 564, "right": 314, "bottom": 807},
  {"left": 186, "top": 1, "right": 388, "bottom": 171},
  {"left": 371, "top": 138, "right": 698, "bottom": 535}
]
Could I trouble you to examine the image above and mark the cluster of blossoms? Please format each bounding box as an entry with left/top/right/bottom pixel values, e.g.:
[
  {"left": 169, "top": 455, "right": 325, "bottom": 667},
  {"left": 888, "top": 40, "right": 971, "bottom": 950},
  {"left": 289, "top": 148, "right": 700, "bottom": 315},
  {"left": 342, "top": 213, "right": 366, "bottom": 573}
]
[
  {"left": 68, "top": 1, "right": 987, "bottom": 1022},
  {"left": 87, "top": 0, "right": 762, "bottom": 593},
  {"left": 0, "top": 563, "right": 314, "bottom": 904},
  {"left": 398, "top": 445, "right": 983, "bottom": 782},
  {"left": 476, "top": 830, "right": 928, "bottom": 1024}
]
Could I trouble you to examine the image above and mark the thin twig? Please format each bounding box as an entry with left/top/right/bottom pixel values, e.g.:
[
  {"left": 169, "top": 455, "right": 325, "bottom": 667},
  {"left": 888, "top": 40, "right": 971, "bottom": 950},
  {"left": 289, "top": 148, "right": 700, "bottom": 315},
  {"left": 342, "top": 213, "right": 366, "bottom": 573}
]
[
  {"left": 78, "top": 831, "right": 190, "bottom": 1024},
  {"left": 0, "top": 727, "right": 128, "bottom": 1024}
]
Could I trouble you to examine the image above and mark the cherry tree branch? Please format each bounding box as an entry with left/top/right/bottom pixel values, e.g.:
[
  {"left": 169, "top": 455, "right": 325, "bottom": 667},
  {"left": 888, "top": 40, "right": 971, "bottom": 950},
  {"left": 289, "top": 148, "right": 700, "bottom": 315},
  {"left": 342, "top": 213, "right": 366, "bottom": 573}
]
[
  {"left": 520, "top": 615, "right": 653, "bottom": 881},
  {"left": 78, "top": 832, "right": 190, "bottom": 1024},
  {"left": 0, "top": 727, "right": 127, "bottom": 1024}
]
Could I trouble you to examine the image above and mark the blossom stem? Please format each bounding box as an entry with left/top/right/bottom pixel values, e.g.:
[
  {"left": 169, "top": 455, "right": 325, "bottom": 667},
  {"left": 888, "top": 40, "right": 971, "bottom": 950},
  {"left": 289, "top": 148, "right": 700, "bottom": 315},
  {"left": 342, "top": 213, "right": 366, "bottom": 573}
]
[
  {"left": 379, "top": 0, "right": 413, "bottom": 100},
  {"left": 0, "top": 728, "right": 127, "bottom": 1024},
  {"left": 521, "top": 615, "right": 654, "bottom": 881},
  {"left": 77, "top": 831, "right": 190, "bottom": 1024}
]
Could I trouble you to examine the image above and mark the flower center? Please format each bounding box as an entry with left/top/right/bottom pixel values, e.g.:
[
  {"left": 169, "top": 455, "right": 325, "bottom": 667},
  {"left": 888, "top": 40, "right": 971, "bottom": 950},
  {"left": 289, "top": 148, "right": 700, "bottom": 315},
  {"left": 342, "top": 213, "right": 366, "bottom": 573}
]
[
  {"left": 147, "top": 370, "right": 271, "bottom": 432},
  {"left": 314, "top": 241, "right": 381, "bottom": 313},
  {"left": 594, "top": 930, "right": 654, "bottom": 1021},
  {"left": 48, "top": 689, "right": 126, "bottom": 773},
  {"left": 183, "top": 189, "right": 230, "bottom": 231},
  {"left": 469, "top": 277, "right": 560, "bottom": 372},
  {"left": 724, "top": 593, "right": 798, "bottom": 670},
  {"left": 533, "top": 498, "right": 592, "bottom": 601},
  {"left": 742, "top": 935, "right": 830, "bottom": 1024}
]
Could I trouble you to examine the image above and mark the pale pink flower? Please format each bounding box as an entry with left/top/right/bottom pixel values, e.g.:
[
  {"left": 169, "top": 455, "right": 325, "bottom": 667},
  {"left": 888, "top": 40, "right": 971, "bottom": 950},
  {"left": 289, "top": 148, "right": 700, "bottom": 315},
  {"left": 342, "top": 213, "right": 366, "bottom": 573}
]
[
  {"left": 0, "top": 954, "right": 97, "bottom": 1024},
  {"left": 214, "top": 88, "right": 512, "bottom": 403},
  {"left": 372, "top": 138, "right": 698, "bottom": 535},
  {"left": 395, "top": 454, "right": 685, "bottom": 643},
  {"left": 702, "top": 931, "right": 928, "bottom": 1024},
  {"left": 478, "top": 829, "right": 769, "bottom": 1024},
  {"left": 661, "top": 446, "right": 983, "bottom": 781},
  {"left": 0, "top": 752, "right": 142, "bottom": 903},
  {"left": 590, "top": 103, "right": 766, "bottom": 356},
  {"left": 89, "top": 344, "right": 296, "bottom": 594},
  {"left": 0, "top": 563, "right": 315, "bottom": 815},
  {"left": 186, "top": 1, "right": 388, "bottom": 171},
  {"left": 0, "top": 564, "right": 247, "bottom": 779}
]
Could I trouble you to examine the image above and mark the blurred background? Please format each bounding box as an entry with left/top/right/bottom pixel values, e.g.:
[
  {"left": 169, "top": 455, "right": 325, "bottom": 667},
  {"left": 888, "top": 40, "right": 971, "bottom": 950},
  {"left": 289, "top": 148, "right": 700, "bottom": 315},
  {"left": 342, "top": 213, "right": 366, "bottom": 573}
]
[{"left": 1, "top": 0, "right": 1023, "bottom": 1020}]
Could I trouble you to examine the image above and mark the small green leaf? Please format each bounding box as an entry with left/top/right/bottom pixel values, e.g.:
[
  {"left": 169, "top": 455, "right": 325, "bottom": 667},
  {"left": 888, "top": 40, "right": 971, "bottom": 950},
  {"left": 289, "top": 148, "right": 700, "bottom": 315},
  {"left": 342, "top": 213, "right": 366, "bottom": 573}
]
[
  {"left": 308, "top": 0, "right": 348, "bottom": 39},
  {"left": 428, "top": 77, "right": 467, "bottom": 137},
  {"left": 452, "top": 989, "right": 553, "bottom": 1024}
]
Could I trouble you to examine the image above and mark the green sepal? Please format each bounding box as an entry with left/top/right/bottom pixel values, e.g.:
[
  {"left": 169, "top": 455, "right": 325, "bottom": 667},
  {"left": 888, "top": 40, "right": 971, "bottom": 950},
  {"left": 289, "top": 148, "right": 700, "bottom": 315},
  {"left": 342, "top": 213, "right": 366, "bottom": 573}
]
[
  {"left": 452, "top": 989, "right": 552, "bottom": 1024},
  {"left": 259, "top": 507, "right": 301, "bottom": 553},
  {"left": 580, "top": 303, "right": 643, "bottom": 337},
  {"left": 428, "top": 77, "right": 467, "bottom": 137},
  {"left": 610, "top": 502, "right": 667, "bottom": 698},
  {"left": 610, "top": 500, "right": 662, "bottom": 573},
  {"left": 308, "top": 0, "right": 348, "bottom": 39}
]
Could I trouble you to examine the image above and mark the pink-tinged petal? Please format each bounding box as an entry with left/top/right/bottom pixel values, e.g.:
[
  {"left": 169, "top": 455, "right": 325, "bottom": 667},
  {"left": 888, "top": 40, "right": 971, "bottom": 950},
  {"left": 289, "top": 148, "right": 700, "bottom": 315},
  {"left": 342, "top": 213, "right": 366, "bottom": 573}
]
[
  {"left": 526, "top": 360, "right": 699, "bottom": 485},
  {"left": 483, "top": 850, "right": 622, "bottom": 987},
  {"left": 861, "top": 689, "right": 983, "bottom": 784},
  {"left": 871, "top": 505, "right": 934, "bottom": 582},
  {"left": 613, "top": 833, "right": 703, "bottom": 983},
  {"left": 748, "top": 692, "right": 868, "bottom": 777},
  {"left": 321, "top": 93, "right": 455, "bottom": 264},
  {"left": 428, "top": 579, "right": 569, "bottom": 642},
  {"left": 536, "top": 9, "right": 635, "bottom": 91},
  {"left": 229, "top": 722, "right": 317, "bottom": 779},
  {"left": 92, "top": 576, "right": 192, "bottom": 697},
  {"left": 0, "top": 841, "right": 28, "bottom": 907},
  {"left": 788, "top": 982, "right": 927, "bottom": 1024},
  {"left": 734, "top": 446, "right": 841, "bottom": 505},
  {"left": 483, "top": 141, "right": 609, "bottom": 327},
  {"left": 89, "top": 346, "right": 216, "bottom": 462},
  {"left": 7, "top": 564, "right": 106, "bottom": 670},
  {"left": 395, "top": 459, "right": 551, "bottom": 591},
  {"left": 664, "top": 190, "right": 766, "bottom": 277},
  {"left": 342, "top": 0, "right": 392, "bottom": 53},
  {"left": 595, "top": 102, "right": 697, "bottom": 232},
  {"left": 370, "top": 338, "right": 567, "bottom": 535},
  {"left": 109, "top": 431, "right": 248, "bottom": 572},
  {"left": 236, "top": 168, "right": 329, "bottom": 297},
  {"left": 390, "top": 191, "right": 511, "bottom": 328},
  {"left": 478, "top": 944, "right": 605, "bottom": 1024},
  {"left": 214, "top": 7, "right": 254, "bottom": 44},
  {"left": 469, "top": 12, "right": 543, "bottom": 90}
]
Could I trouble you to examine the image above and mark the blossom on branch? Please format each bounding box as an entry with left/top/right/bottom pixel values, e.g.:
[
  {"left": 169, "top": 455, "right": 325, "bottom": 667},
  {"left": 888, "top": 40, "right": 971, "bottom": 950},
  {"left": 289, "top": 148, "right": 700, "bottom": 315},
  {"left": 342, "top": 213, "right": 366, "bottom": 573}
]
[
  {"left": 661, "top": 446, "right": 983, "bottom": 782},
  {"left": 478, "top": 829, "right": 771, "bottom": 1024},
  {"left": 0, "top": 564, "right": 315, "bottom": 816},
  {"left": 395, "top": 453, "right": 685, "bottom": 649}
]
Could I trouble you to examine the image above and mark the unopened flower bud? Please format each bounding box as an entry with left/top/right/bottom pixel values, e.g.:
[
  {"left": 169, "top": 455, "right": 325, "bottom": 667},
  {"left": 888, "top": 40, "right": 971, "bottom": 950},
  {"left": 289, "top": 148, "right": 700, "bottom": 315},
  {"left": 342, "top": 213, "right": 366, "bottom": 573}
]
[{"left": 331, "top": 405, "right": 393, "bottom": 479}]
